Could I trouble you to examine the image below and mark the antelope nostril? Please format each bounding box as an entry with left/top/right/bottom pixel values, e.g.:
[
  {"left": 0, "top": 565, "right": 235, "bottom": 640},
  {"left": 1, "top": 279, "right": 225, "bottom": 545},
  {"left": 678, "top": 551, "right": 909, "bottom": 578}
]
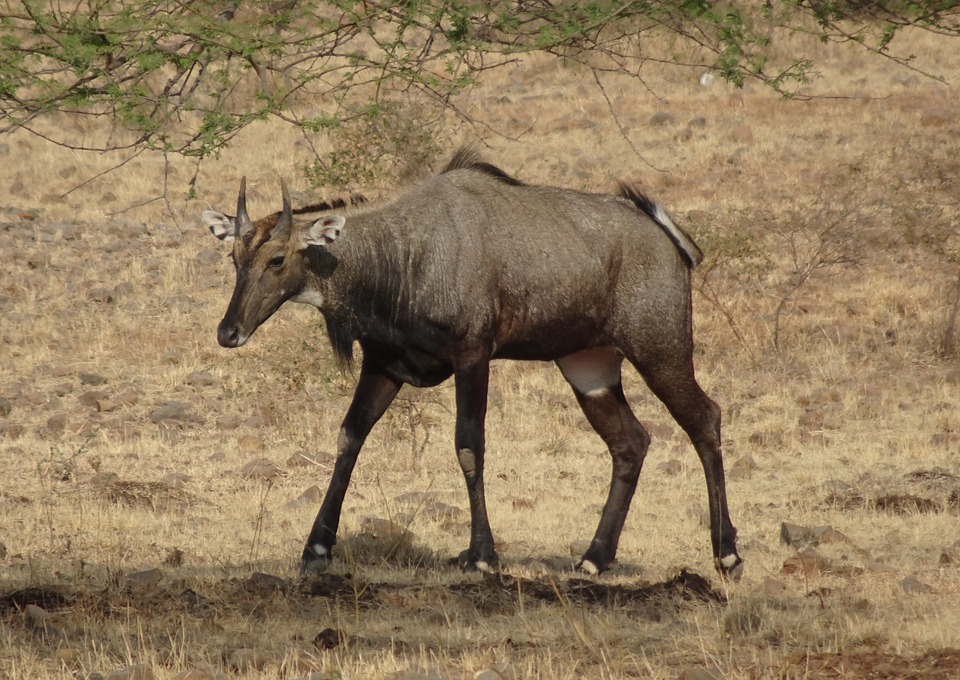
[{"left": 217, "top": 325, "right": 240, "bottom": 348}]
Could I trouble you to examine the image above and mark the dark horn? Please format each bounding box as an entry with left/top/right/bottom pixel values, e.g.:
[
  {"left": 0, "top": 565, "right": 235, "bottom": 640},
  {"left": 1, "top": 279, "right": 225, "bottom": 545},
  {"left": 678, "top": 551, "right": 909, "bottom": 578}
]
[
  {"left": 236, "top": 176, "right": 254, "bottom": 235},
  {"left": 278, "top": 178, "right": 293, "bottom": 231}
]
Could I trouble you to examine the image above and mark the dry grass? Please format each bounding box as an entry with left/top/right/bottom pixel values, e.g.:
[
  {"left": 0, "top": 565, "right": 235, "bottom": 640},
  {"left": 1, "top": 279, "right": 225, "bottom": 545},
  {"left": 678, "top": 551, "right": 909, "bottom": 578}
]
[{"left": 2, "top": 23, "right": 960, "bottom": 680}]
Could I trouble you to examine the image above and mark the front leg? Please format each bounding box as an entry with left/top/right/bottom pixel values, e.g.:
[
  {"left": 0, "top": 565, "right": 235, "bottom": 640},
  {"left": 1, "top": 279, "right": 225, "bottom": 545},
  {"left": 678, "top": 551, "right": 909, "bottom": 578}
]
[
  {"left": 301, "top": 362, "right": 402, "bottom": 573},
  {"left": 453, "top": 358, "right": 497, "bottom": 571}
]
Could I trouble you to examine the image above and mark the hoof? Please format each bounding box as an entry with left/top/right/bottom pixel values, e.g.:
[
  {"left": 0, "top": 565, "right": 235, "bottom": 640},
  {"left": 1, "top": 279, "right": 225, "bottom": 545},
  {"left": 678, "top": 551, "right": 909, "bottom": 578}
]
[
  {"left": 452, "top": 549, "right": 498, "bottom": 573},
  {"left": 575, "top": 558, "right": 601, "bottom": 575},
  {"left": 300, "top": 544, "right": 333, "bottom": 575},
  {"left": 716, "top": 553, "right": 744, "bottom": 581}
]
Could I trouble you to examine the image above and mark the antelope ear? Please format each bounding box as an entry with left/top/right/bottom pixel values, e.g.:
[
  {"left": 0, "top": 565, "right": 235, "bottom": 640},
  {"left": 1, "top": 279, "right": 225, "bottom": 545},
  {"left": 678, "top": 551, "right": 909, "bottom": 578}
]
[
  {"left": 298, "top": 215, "right": 345, "bottom": 250},
  {"left": 203, "top": 210, "right": 236, "bottom": 241}
]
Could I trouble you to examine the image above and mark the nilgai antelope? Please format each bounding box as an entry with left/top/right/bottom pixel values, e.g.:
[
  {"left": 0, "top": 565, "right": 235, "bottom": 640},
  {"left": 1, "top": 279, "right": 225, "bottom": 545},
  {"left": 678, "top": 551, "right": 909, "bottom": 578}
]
[{"left": 203, "top": 149, "right": 742, "bottom": 578}]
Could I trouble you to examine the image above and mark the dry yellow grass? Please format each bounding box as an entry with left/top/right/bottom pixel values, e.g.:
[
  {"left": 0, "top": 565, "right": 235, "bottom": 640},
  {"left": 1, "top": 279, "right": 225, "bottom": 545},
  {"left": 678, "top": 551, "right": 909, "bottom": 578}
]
[{"left": 1, "top": 22, "right": 959, "bottom": 680}]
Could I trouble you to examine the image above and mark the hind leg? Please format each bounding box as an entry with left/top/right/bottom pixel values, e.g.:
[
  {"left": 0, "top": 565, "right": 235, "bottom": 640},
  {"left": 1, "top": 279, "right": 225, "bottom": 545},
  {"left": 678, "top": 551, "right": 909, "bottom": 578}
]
[
  {"left": 631, "top": 355, "right": 742, "bottom": 578},
  {"left": 557, "top": 348, "right": 651, "bottom": 574}
]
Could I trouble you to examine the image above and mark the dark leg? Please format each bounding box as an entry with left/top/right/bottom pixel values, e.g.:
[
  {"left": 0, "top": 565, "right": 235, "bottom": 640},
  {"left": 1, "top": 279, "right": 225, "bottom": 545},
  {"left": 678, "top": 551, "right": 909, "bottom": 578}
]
[
  {"left": 301, "top": 361, "right": 402, "bottom": 573},
  {"left": 453, "top": 358, "right": 497, "bottom": 570},
  {"left": 637, "top": 361, "right": 742, "bottom": 579},
  {"left": 557, "top": 348, "right": 649, "bottom": 574}
]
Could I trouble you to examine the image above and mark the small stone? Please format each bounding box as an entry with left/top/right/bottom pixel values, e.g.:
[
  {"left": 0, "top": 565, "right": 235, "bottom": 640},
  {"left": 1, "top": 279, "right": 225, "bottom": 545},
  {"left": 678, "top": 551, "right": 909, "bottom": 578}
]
[
  {"left": 245, "top": 572, "right": 286, "bottom": 592},
  {"left": 124, "top": 567, "right": 164, "bottom": 589},
  {"left": 656, "top": 458, "right": 683, "bottom": 476},
  {"left": 185, "top": 371, "right": 215, "bottom": 387},
  {"left": 105, "top": 664, "right": 156, "bottom": 680},
  {"left": 648, "top": 111, "right": 676, "bottom": 126},
  {"left": 0, "top": 396, "right": 12, "bottom": 416},
  {"left": 237, "top": 434, "right": 265, "bottom": 452},
  {"left": 313, "top": 627, "right": 344, "bottom": 650},
  {"left": 728, "top": 454, "right": 758, "bottom": 480},
  {"left": 0, "top": 420, "right": 24, "bottom": 439},
  {"left": 227, "top": 648, "right": 266, "bottom": 673},
  {"left": 239, "top": 457, "right": 284, "bottom": 480},
  {"left": 56, "top": 647, "right": 82, "bottom": 667},
  {"left": 163, "top": 548, "right": 185, "bottom": 567},
  {"left": 473, "top": 669, "right": 504, "bottom": 680},
  {"left": 216, "top": 414, "right": 242, "bottom": 430},
  {"left": 149, "top": 401, "right": 194, "bottom": 424},
  {"left": 900, "top": 576, "right": 933, "bottom": 594},
  {"left": 173, "top": 664, "right": 227, "bottom": 680},
  {"left": 96, "top": 398, "right": 116, "bottom": 413},
  {"left": 286, "top": 485, "right": 322, "bottom": 509},
  {"left": 160, "top": 472, "right": 191, "bottom": 488},
  {"left": 46, "top": 412, "right": 68, "bottom": 435},
  {"left": 79, "top": 372, "right": 109, "bottom": 385},
  {"left": 361, "top": 517, "right": 411, "bottom": 539},
  {"left": 939, "top": 539, "right": 960, "bottom": 565},
  {"left": 781, "top": 547, "right": 830, "bottom": 576}
]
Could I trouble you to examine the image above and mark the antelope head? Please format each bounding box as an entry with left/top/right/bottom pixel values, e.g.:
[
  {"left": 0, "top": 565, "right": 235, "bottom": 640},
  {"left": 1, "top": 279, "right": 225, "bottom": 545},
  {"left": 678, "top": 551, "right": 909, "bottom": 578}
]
[{"left": 203, "top": 179, "right": 345, "bottom": 347}]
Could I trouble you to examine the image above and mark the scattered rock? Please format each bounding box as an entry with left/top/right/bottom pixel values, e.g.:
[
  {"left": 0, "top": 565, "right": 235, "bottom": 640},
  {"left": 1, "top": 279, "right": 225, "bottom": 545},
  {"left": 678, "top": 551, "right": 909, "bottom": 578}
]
[
  {"left": 780, "top": 522, "right": 850, "bottom": 547},
  {"left": 387, "top": 666, "right": 446, "bottom": 680},
  {"left": 313, "top": 627, "right": 344, "bottom": 650},
  {"left": 0, "top": 396, "right": 12, "bottom": 416},
  {"left": 920, "top": 108, "right": 951, "bottom": 127},
  {"left": 160, "top": 472, "right": 191, "bottom": 489},
  {"left": 56, "top": 647, "right": 82, "bottom": 667},
  {"left": 656, "top": 458, "right": 683, "bottom": 476},
  {"left": 237, "top": 434, "right": 265, "bottom": 453},
  {"left": 149, "top": 401, "right": 200, "bottom": 425},
  {"left": 422, "top": 501, "right": 465, "bottom": 524},
  {"left": 24, "top": 604, "right": 60, "bottom": 638},
  {"left": 939, "top": 539, "right": 960, "bottom": 565},
  {"left": 173, "top": 663, "right": 227, "bottom": 680},
  {"left": 0, "top": 420, "right": 25, "bottom": 439},
  {"left": 216, "top": 414, "right": 242, "bottom": 430},
  {"left": 781, "top": 547, "right": 831, "bottom": 576},
  {"left": 286, "top": 485, "right": 322, "bottom": 509},
  {"left": 728, "top": 454, "right": 758, "bottom": 480},
  {"left": 79, "top": 371, "right": 109, "bottom": 386},
  {"left": 79, "top": 390, "right": 109, "bottom": 408},
  {"left": 185, "top": 370, "right": 216, "bottom": 387},
  {"left": 104, "top": 664, "right": 156, "bottom": 680},
  {"left": 648, "top": 111, "right": 676, "bottom": 126},
  {"left": 874, "top": 494, "right": 940, "bottom": 514},
  {"left": 900, "top": 576, "right": 933, "bottom": 594},
  {"left": 123, "top": 568, "right": 164, "bottom": 589},
  {"left": 244, "top": 572, "right": 287, "bottom": 594},
  {"left": 239, "top": 457, "right": 284, "bottom": 480},
  {"left": 226, "top": 648, "right": 266, "bottom": 673},
  {"left": 163, "top": 548, "right": 185, "bottom": 567},
  {"left": 361, "top": 517, "right": 413, "bottom": 539},
  {"left": 748, "top": 430, "right": 785, "bottom": 448}
]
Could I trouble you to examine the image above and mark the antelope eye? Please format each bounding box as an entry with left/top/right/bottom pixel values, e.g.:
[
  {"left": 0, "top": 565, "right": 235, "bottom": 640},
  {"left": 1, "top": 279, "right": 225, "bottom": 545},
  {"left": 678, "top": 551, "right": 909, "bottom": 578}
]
[{"left": 267, "top": 255, "right": 285, "bottom": 268}]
